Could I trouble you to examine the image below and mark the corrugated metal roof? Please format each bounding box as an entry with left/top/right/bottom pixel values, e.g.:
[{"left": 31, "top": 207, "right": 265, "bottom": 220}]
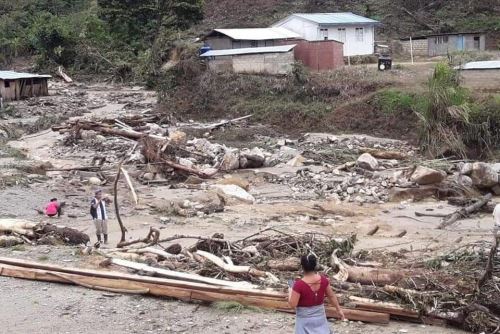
[
  {"left": 291, "top": 12, "right": 379, "bottom": 25},
  {"left": 458, "top": 60, "right": 500, "bottom": 70},
  {"left": 0, "top": 71, "right": 52, "bottom": 80},
  {"left": 211, "top": 27, "right": 301, "bottom": 40},
  {"left": 200, "top": 44, "right": 296, "bottom": 57}
]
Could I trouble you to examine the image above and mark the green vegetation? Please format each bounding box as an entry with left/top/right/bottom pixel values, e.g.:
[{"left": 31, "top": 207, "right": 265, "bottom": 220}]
[
  {"left": 374, "top": 63, "right": 500, "bottom": 158},
  {"left": 0, "top": 0, "right": 203, "bottom": 83},
  {"left": 213, "top": 301, "right": 263, "bottom": 313}
]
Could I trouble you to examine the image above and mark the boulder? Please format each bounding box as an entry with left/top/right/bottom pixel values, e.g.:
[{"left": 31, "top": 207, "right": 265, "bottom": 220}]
[
  {"left": 287, "top": 155, "right": 306, "bottom": 167},
  {"left": 492, "top": 184, "right": 500, "bottom": 196},
  {"left": 142, "top": 173, "right": 155, "bottom": 181},
  {"left": 460, "top": 163, "right": 473, "bottom": 175},
  {"left": 357, "top": 153, "right": 379, "bottom": 171},
  {"left": 410, "top": 166, "right": 446, "bottom": 185},
  {"left": 88, "top": 177, "right": 102, "bottom": 185},
  {"left": 457, "top": 175, "right": 473, "bottom": 188},
  {"left": 470, "top": 162, "right": 499, "bottom": 188},
  {"left": 241, "top": 147, "right": 265, "bottom": 168},
  {"left": 220, "top": 151, "right": 240, "bottom": 171},
  {"left": 168, "top": 130, "right": 187, "bottom": 145},
  {"left": 212, "top": 184, "right": 255, "bottom": 204}
]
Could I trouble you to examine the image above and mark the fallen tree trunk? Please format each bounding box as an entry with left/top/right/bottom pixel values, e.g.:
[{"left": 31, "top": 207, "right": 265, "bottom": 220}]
[
  {"left": 349, "top": 296, "right": 420, "bottom": 319},
  {"left": 0, "top": 260, "right": 390, "bottom": 324},
  {"left": 197, "top": 250, "right": 279, "bottom": 283},
  {"left": 0, "top": 219, "right": 38, "bottom": 237},
  {"left": 438, "top": 193, "right": 492, "bottom": 229},
  {"left": 347, "top": 267, "right": 405, "bottom": 286},
  {"left": 267, "top": 257, "right": 300, "bottom": 271},
  {"left": 109, "top": 257, "right": 257, "bottom": 289}
]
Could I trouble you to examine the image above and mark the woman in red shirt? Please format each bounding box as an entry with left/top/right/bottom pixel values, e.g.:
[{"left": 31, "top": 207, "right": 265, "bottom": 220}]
[{"left": 288, "top": 254, "right": 345, "bottom": 334}]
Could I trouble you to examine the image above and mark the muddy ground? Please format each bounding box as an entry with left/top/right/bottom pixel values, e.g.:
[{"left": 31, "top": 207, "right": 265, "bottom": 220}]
[{"left": 0, "top": 75, "right": 496, "bottom": 333}]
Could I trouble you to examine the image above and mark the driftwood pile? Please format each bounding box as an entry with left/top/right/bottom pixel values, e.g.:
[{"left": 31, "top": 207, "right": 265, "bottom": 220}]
[{"left": 0, "top": 219, "right": 90, "bottom": 247}]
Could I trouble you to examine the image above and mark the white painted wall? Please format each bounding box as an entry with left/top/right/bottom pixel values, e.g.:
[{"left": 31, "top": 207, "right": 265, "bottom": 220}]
[{"left": 274, "top": 17, "right": 375, "bottom": 56}]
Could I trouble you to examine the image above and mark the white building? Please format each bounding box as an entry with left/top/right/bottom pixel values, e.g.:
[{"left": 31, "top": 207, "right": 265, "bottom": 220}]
[{"left": 272, "top": 12, "right": 380, "bottom": 57}]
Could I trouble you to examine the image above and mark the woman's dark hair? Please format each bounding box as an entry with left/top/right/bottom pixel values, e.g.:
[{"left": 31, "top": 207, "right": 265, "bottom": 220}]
[
  {"left": 50, "top": 198, "right": 57, "bottom": 202},
  {"left": 301, "top": 254, "right": 317, "bottom": 273}
]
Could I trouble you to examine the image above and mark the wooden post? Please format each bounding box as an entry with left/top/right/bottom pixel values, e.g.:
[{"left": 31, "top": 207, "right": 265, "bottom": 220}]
[{"left": 410, "top": 36, "right": 414, "bottom": 64}]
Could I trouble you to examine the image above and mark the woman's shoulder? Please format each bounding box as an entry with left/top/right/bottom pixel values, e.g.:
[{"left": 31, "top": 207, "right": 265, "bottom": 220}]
[{"left": 320, "top": 274, "right": 330, "bottom": 285}]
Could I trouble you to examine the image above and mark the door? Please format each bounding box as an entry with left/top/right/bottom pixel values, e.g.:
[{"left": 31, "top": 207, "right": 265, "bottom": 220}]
[{"left": 456, "top": 35, "right": 464, "bottom": 51}]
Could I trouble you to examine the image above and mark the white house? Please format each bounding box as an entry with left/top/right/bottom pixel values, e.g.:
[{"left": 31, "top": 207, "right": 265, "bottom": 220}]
[{"left": 272, "top": 12, "right": 380, "bottom": 57}]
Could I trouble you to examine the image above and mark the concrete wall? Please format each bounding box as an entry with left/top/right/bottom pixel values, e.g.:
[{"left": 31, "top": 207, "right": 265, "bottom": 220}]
[
  {"left": 428, "top": 34, "right": 485, "bottom": 56},
  {"left": 205, "top": 36, "right": 277, "bottom": 50},
  {"left": 207, "top": 51, "right": 294, "bottom": 75},
  {"left": 461, "top": 69, "right": 500, "bottom": 91},
  {"left": 274, "top": 17, "right": 375, "bottom": 56},
  {"left": 399, "top": 39, "right": 428, "bottom": 56},
  {"left": 0, "top": 78, "right": 49, "bottom": 101}
]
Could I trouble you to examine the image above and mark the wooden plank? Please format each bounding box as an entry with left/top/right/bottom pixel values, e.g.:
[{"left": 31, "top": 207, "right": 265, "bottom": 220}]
[
  {"left": 349, "top": 296, "right": 419, "bottom": 319},
  {"left": 0, "top": 256, "right": 279, "bottom": 298},
  {"left": 0, "top": 263, "right": 389, "bottom": 324}
]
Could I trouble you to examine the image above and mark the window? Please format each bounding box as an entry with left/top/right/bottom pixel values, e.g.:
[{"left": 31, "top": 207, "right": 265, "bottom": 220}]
[
  {"left": 337, "top": 28, "right": 346, "bottom": 43},
  {"left": 232, "top": 40, "right": 241, "bottom": 49},
  {"left": 355, "top": 28, "right": 364, "bottom": 42},
  {"left": 435, "top": 36, "right": 449, "bottom": 44},
  {"left": 4, "top": 80, "right": 10, "bottom": 88},
  {"left": 250, "top": 40, "right": 258, "bottom": 47},
  {"left": 320, "top": 28, "right": 328, "bottom": 40}
]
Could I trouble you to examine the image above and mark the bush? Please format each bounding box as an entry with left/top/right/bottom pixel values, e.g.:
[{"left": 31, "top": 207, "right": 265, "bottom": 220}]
[{"left": 375, "top": 89, "right": 414, "bottom": 114}]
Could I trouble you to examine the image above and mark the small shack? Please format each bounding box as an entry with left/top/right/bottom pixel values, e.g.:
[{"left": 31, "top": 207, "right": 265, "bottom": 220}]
[
  {"left": 399, "top": 32, "right": 490, "bottom": 57},
  {"left": 458, "top": 60, "right": 500, "bottom": 91},
  {"left": 289, "top": 40, "right": 344, "bottom": 71},
  {"left": 203, "top": 28, "right": 302, "bottom": 50},
  {"left": 0, "top": 71, "right": 51, "bottom": 101},
  {"left": 201, "top": 45, "right": 296, "bottom": 75}
]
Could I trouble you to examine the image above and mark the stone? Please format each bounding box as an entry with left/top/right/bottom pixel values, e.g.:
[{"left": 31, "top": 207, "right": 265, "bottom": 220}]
[
  {"left": 356, "top": 153, "right": 378, "bottom": 171},
  {"left": 279, "top": 146, "right": 300, "bottom": 160},
  {"left": 220, "top": 151, "right": 240, "bottom": 171},
  {"left": 460, "top": 163, "right": 473, "bottom": 175},
  {"left": 178, "top": 158, "right": 194, "bottom": 169},
  {"left": 184, "top": 176, "right": 204, "bottom": 185},
  {"left": 347, "top": 187, "right": 355, "bottom": 195},
  {"left": 410, "top": 166, "right": 446, "bottom": 185},
  {"left": 216, "top": 176, "right": 250, "bottom": 191},
  {"left": 142, "top": 173, "right": 155, "bottom": 181},
  {"left": 457, "top": 175, "right": 473, "bottom": 188},
  {"left": 88, "top": 177, "right": 102, "bottom": 185},
  {"left": 470, "top": 162, "right": 499, "bottom": 188},
  {"left": 241, "top": 147, "right": 265, "bottom": 168},
  {"left": 286, "top": 155, "right": 306, "bottom": 167},
  {"left": 168, "top": 130, "right": 187, "bottom": 145},
  {"left": 212, "top": 184, "right": 255, "bottom": 204}
]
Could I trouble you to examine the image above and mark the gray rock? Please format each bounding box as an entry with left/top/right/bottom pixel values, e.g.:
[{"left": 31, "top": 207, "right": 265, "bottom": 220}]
[
  {"left": 178, "top": 158, "right": 194, "bottom": 169},
  {"left": 492, "top": 184, "right": 500, "bottom": 195},
  {"left": 457, "top": 175, "right": 473, "bottom": 188},
  {"left": 410, "top": 166, "right": 446, "bottom": 185},
  {"left": 220, "top": 151, "right": 240, "bottom": 171},
  {"left": 356, "top": 153, "right": 379, "bottom": 171},
  {"left": 470, "top": 162, "right": 499, "bottom": 188},
  {"left": 142, "top": 173, "right": 155, "bottom": 181},
  {"left": 88, "top": 177, "right": 102, "bottom": 185},
  {"left": 460, "top": 163, "right": 473, "bottom": 175}
]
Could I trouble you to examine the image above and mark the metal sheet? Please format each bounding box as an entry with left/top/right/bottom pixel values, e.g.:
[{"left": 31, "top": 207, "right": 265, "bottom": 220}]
[
  {"left": 213, "top": 27, "right": 301, "bottom": 41},
  {"left": 292, "top": 12, "right": 379, "bottom": 25},
  {"left": 200, "top": 44, "right": 296, "bottom": 57},
  {"left": 0, "top": 71, "right": 52, "bottom": 80},
  {"left": 459, "top": 60, "right": 500, "bottom": 70}
]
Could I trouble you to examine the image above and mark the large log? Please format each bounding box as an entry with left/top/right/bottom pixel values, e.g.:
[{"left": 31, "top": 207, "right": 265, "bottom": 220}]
[
  {"left": 109, "top": 258, "right": 257, "bottom": 289},
  {"left": 0, "top": 261, "right": 389, "bottom": 324},
  {"left": 360, "top": 148, "right": 407, "bottom": 160},
  {"left": 0, "top": 219, "right": 38, "bottom": 237},
  {"left": 347, "top": 267, "right": 405, "bottom": 286},
  {"left": 349, "top": 296, "right": 419, "bottom": 319}
]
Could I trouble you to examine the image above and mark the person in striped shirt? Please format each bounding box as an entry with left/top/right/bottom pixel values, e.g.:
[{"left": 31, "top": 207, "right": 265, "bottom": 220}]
[{"left": 91, "top": 190, "right": 111, "bottom": 244}]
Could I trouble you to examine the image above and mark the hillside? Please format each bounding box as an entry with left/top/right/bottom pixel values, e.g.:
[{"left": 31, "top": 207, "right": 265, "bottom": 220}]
[{"left": 202, "top": 0, "right": 500, "bottom": 38}]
